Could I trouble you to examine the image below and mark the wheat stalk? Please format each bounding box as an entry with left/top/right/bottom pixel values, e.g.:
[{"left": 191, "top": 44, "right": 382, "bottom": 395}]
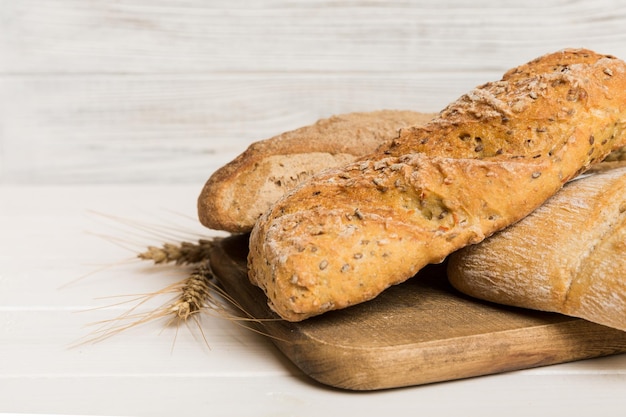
[
  {"left": 75, "top": 211, "right": 282, "bottom": 348},
  {"left": 77, "top": 238, "right": 280, "bottom": 348}
]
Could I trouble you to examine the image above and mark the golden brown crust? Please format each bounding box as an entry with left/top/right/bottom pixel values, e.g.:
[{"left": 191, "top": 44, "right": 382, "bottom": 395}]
[
  {"left": 197, "top": 110, "right": 436, "bottom": 233},
  {"left": 248, "top": 48, "right": 626, "bottom": 321},
  {"left": 448, "top": 162, "right": 626, "bottom": 331}
]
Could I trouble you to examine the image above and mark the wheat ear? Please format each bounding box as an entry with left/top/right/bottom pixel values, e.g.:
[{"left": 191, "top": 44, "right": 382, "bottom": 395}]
[
  {"left": 79, "top": 239, "right": 280, "bottom": 347},
  {"left": 138, "top": 238, "right": 217, "bottom": 265}
]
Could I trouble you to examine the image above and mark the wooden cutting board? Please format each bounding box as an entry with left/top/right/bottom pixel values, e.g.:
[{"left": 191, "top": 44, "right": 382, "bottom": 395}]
[{"left": 208, "top": 234, "right": 626, "bottom": 391}]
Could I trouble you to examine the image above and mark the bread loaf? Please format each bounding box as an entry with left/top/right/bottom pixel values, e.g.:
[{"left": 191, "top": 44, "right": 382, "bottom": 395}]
[
  {"left": 248, "top": 48, "right": 626, "bottom": 321},
  {"left": 448, "top": 162, "right": 626, "bottom": 331},
  {"left": 198, "top": 110, "right": 436, "bottom": 233}
]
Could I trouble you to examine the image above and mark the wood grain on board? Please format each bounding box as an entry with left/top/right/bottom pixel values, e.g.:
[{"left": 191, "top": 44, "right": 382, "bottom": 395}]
[{"left": 208, "top": 234, "right": 626, "bottom": 391}]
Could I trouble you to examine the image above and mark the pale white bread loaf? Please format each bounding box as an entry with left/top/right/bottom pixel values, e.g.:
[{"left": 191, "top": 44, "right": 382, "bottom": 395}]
[
  {"left": 448, "top": 163, "right": 626, "bottom": 331},
  {"left": 198, "top": 110, "right": 436, "bottom": 233},
  {"left": 248, "top": 48, "right": 626, "bottom": 322}
]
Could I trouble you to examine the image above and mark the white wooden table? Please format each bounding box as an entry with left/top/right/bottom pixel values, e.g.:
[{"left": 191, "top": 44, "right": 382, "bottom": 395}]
[
  {"left": 2, "top": 184, "right": 626, "bottom": 417},
  {"left": 3, "top": 1, "right": 626, "bottom": 415}
]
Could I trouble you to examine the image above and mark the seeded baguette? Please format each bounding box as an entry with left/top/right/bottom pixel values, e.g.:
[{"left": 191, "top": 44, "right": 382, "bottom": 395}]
[
  {"left": 448, "top": 162, "right": 626, "bottom": 332},
  {"left": 248, "top": 48, "right": 626, "bottom": 322},
  {"left": 198, "top": 110, "right": 436, "bottom": 233}
]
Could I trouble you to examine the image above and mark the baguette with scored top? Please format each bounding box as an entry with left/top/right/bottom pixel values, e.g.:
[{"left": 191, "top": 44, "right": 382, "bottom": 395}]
[
  {"left": 447, "top": 163, "right": 626, "bottom": 331},
  {"left": 248, "top": 48, "right": 626, "bottom": 322},
  {"left": 198, "top": 110, "right": 436, "bottom": 233}
]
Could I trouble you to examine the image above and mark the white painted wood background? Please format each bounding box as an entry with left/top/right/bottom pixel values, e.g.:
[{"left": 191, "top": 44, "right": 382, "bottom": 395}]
[
  {"left": 4, "top": 1, "right": 626, "bottom": 416},
  {"left": 3, "top": 0, "right": 626, "bottom": 184}
]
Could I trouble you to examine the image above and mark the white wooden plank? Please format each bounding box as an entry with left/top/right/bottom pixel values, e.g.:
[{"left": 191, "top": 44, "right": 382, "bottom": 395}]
[
  {"left": 0, "top": 185, "right": 220, "bottom": 308},
  {"left": 3, "top": 1, "right": 626, "bottom": 184},
  {"left": 2, "top": 368, "right": 626, "bottom": 416},
  {"left": 0, "top": 310, "right": 288, "bottom": 376},
  {"left": 2, "top": 0, "right": 626, "bottom": 74},
  {"left": 0, "top": 73, "right": 486, "bottom": 184}
]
